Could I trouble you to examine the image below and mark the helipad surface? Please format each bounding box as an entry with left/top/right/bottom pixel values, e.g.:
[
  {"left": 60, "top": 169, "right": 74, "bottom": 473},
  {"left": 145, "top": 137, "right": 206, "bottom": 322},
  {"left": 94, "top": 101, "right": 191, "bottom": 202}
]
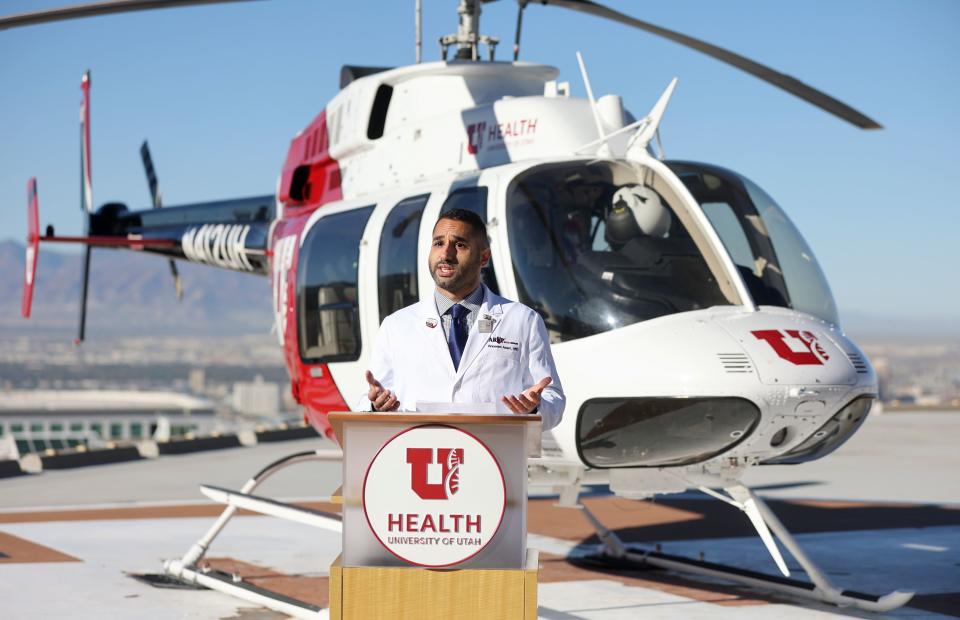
[{"left": 1, "top": 411, "right": 958, "bottom": 619}]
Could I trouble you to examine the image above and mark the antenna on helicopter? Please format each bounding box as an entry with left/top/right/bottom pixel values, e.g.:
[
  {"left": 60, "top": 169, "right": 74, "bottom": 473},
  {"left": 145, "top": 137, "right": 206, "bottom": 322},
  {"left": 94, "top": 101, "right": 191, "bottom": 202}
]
[
  {"left": 415, "top": 0, "right": 422, "bottom": 63},
  {"left": 575, "top": 51, "right": 613, "bottom": 159},
  {"left": 573, "top": 77, "right": 678, "bottom": 161},
  {"left": 440, "top": 0, "right": 499, "bottom": 61},
  {"left": 513, "top": 0, "right": 527, "bottom": 61},
  {"left": 625, "top": 78, "right": 677, "bottom": 161}
]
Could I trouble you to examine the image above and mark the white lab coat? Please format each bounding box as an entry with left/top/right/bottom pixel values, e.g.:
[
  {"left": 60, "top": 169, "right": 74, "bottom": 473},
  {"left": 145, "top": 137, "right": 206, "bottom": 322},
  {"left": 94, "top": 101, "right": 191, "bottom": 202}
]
[{"left": 357, "top": 285, "right": 565, "bottom": 430}]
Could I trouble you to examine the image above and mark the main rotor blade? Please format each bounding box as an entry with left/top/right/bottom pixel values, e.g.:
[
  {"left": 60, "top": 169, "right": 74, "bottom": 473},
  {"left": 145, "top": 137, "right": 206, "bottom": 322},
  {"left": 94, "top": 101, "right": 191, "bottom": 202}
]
[
  {"left": 0, "top": 0, "right": 259, "bottom": 31},
  {"left": 530, "top": 0, "right": 882, "bottom": 129},
  {"left": 140, "top": 141, "right": 162, "bottom": 209}
]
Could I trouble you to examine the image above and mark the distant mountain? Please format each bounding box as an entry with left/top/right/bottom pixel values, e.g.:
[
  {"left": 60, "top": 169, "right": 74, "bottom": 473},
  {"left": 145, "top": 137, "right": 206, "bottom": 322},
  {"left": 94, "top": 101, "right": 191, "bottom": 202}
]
[
  {"left": 5, "top": 239, "right": 953, "bottom": 343},
  {"left": 1, "top": 240, "right": 274, "bottom": 336}
]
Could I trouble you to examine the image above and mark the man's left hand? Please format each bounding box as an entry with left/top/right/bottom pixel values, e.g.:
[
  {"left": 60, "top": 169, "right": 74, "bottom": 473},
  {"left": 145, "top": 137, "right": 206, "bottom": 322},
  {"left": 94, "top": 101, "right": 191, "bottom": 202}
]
[{"left": 501, "top": 376, "right": 552, "bottom": 414}]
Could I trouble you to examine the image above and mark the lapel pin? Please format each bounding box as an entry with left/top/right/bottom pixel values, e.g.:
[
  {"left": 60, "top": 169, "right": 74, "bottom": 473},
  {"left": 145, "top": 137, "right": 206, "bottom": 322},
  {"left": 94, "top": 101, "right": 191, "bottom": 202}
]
[{"left": 425, "top": 318, "right": 438, "bottom": 329}]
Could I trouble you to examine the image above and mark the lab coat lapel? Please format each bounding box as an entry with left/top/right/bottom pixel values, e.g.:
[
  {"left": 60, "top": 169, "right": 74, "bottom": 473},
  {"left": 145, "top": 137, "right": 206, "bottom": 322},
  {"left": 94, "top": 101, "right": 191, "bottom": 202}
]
[
  {"left": 418, "top": 298, "right": 457, "bottom": 380},
  {"left": 455, "top": 287, "right": 505, "bottom": 381}
]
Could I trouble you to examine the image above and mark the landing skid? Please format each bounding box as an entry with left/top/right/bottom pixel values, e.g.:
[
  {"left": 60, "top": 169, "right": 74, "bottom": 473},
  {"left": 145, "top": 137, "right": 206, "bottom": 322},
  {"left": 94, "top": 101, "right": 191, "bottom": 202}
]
[
  {"left": 160, "top": 448, "right": 344, "bottom": 620},
  {"left": 159, "top": 451, "right": 913, "bottom": 615},
  {"left": 571, "top": 483, "right": 914, "bottom": 613}
]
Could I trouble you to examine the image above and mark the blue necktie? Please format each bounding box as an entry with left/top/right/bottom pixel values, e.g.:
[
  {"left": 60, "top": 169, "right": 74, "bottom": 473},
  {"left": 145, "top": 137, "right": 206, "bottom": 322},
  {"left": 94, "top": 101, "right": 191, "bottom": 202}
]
[{"left": 447, "top": 304, "right": 469, "bottom": 370}]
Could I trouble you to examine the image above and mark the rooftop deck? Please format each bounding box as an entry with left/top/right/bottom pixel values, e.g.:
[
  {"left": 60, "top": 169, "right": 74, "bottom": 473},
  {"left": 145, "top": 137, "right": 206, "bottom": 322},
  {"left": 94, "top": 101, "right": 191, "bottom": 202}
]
[{"left": 1, "top": 412, "right": 958, "bottom": 619}]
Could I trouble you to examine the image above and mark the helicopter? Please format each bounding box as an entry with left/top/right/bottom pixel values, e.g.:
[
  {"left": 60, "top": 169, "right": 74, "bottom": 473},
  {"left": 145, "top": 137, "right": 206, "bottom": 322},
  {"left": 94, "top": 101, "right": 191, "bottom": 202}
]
[{"left": 8, "top": 0, "right": 911, "bottom": 615}]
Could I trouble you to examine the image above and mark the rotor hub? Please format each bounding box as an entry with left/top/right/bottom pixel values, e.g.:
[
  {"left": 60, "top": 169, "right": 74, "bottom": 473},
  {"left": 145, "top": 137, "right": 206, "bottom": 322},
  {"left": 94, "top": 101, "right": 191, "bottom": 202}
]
[{"left": 440, "top": 0, "right": 499, "bottom": 61}]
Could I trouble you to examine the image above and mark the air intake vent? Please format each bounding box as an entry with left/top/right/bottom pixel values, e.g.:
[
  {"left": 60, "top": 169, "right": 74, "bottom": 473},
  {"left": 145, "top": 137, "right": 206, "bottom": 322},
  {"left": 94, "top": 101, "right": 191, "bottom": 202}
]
[
  {"left": 847, "top": 352, "right": 869, "bottom": 374},
  {"left": 718, "top": 353, "right": 753, "bottom": 374}
]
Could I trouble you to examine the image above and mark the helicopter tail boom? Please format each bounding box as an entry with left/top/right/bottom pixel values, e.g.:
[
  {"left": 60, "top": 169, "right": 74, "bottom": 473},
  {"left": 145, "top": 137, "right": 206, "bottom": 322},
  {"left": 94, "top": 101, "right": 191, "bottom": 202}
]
[{"left": 20, "top": 70, "right": 275, "bottom": 343}]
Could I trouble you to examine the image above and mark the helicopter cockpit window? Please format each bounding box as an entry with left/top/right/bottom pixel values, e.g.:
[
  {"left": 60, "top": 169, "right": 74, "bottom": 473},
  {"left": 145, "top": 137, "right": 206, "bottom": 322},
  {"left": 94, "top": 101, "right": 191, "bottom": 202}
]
[
  {"left": 298, "top": 206, "right": 375, "bottom": 362},
  {"left": 506, "top": 162, "right": 730, "bottom": 342},
  {"left": 379, "top": 195, "right": 428, "bottom": 322},
  {"left": 439, "top": 186, "right": 499, "bottom": 295},
  {"left": 669, "top": 162, "right": 839, "bottom": 325}
]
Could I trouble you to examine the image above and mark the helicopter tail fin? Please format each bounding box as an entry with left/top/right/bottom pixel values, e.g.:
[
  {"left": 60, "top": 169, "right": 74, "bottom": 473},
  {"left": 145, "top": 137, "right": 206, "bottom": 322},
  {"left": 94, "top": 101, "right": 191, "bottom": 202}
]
[
  {"left": 76, "top": 70, "right": 93, "bottom": 344},
  {"left": 22, "top": 178, "right": 40, "bottom": 319}
]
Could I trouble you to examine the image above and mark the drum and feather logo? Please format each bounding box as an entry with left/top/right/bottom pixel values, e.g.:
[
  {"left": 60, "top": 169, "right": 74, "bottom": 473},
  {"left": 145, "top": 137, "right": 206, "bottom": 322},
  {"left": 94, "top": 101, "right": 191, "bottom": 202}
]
[
  {"left": 406, "top": 447, "right": 463, "bottom": 500},
  {"left": 363, "top": 425, "right": 506, "bottom": 567},
  {"left": 752, "top": 329, "right": 830, "bottom": 365}
]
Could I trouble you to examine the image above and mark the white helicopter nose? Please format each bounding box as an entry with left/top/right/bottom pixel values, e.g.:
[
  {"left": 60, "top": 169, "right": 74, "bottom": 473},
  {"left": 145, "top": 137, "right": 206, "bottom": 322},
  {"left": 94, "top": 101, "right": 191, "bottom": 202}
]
[{"left": 548, "top": 305, "right": 874, "bottom": 471}]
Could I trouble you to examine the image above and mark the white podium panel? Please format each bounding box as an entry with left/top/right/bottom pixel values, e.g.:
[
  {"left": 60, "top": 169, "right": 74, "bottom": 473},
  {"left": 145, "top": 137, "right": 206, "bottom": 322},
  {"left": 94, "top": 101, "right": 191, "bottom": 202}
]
[{"left": 332, "top": 413, "right": 537, "bottom": 570}]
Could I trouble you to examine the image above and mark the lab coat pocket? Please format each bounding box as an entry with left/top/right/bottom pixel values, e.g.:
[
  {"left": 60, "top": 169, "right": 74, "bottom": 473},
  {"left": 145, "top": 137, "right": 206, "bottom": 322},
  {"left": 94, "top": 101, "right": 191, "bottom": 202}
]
[{"left": 483, "top": 342, "right": 522, "bottom": 364}]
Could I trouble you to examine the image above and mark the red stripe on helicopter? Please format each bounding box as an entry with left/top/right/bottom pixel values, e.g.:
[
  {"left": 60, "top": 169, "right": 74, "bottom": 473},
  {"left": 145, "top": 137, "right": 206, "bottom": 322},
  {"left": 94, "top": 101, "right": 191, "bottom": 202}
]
[
  {"left": 272, "top": 110, "right": 348, "bottom": 438},
  {"left": 278, "top": 109, "right": 343, "bottom": 210}
]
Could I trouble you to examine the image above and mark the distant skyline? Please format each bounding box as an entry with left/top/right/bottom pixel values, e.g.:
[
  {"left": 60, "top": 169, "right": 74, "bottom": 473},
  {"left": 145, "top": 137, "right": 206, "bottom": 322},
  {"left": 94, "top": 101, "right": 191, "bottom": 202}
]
[{"left": 2, "top": 0, "right": 958, "bottom": 327}]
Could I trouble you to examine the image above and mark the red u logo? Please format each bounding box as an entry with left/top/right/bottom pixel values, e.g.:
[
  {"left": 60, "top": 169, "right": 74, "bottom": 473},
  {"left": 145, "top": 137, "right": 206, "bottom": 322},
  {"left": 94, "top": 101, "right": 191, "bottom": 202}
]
[
  {"left": 406, "top": 447, "right": 464, "bottom": 500},
  {"left": 752, "top": 329, "right": 830, "bottom": 365}
]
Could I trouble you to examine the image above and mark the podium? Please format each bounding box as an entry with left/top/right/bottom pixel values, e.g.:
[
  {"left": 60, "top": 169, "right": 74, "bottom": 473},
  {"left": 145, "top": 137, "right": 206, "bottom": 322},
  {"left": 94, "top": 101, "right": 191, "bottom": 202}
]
[{"left": 328, "top": 412, "right": 541, "bottom": 620}]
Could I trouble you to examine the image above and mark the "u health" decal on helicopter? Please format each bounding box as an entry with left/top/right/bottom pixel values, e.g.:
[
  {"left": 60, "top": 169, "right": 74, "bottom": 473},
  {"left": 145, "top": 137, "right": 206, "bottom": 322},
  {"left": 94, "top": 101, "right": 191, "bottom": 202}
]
[{"left": 466, "top": 117, "right": 539, "bottom": 154}]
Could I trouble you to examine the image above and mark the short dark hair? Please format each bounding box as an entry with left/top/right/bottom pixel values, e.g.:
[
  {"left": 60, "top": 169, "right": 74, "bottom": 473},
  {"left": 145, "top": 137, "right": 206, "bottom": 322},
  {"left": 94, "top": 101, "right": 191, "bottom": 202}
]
[{"left": 436, "top": 208, "right": 488, "bottom": 247}]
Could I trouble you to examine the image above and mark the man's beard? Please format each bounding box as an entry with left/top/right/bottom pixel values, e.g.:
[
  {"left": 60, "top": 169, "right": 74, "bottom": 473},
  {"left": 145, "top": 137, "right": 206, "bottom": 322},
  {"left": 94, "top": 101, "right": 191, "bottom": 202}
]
[{"left": 431, "top": 259, "right": 474, "bottom": 293}]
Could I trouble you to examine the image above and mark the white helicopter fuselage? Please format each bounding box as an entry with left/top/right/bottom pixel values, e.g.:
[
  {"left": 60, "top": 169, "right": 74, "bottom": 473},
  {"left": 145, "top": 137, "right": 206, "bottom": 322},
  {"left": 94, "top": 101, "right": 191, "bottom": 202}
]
[{"left": 278, "top": 60, "right": 877, "bottom": 498}]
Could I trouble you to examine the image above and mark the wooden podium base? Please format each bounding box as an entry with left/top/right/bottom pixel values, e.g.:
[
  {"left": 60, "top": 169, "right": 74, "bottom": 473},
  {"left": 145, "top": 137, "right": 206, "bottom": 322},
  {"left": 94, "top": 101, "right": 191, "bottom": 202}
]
[{"left": 329, "top": 549, "right": 539, "bottom": 620}]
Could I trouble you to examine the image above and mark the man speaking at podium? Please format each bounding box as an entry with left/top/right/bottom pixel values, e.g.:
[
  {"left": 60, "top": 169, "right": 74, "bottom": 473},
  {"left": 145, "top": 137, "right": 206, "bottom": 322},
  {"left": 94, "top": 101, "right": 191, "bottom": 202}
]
[{"left": 360, "top": 208, "right": 565, "bottom": 430}]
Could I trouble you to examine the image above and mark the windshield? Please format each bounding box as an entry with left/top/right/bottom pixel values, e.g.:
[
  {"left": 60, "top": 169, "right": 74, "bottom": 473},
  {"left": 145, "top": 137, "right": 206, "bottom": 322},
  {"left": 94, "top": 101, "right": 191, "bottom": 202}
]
[
  {"left": 506, "top": 161, "right": 731, "bottom": 343},
  {"left": 669, "top": 162, "right": 839, "bottom": 325}
]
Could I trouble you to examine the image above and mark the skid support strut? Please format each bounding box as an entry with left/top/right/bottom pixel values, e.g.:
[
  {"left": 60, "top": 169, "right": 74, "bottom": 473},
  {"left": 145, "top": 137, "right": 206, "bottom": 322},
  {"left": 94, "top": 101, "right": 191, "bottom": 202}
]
[
  {"left": 163, "top": 448, "right": 344, "bottom": 619},
  {"left": 573, "top": 483, "right": 913, "bottom": 613}
]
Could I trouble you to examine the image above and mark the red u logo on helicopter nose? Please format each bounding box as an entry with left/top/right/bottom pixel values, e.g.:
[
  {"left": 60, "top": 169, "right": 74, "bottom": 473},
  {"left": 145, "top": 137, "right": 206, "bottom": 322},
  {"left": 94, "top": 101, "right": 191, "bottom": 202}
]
[{"left": 752, "top": 329, "right": 830, "bottom": 365}]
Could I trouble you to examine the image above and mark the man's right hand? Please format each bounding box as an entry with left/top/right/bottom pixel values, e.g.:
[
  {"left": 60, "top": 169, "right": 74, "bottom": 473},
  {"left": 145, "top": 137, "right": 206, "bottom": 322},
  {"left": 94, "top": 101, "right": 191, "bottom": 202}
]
[{"left": 366, "top": 370, "right": 399, "bottom": 412}]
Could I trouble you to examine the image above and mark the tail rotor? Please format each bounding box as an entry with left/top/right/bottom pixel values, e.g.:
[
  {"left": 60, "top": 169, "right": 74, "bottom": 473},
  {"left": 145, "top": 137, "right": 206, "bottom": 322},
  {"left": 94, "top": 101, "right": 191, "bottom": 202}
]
[
  {"left": 76, "top": 70, "right": 93, "bottom": 345},
  {"left": 140, "top": 140, "right": 184, "bottom": 300}
]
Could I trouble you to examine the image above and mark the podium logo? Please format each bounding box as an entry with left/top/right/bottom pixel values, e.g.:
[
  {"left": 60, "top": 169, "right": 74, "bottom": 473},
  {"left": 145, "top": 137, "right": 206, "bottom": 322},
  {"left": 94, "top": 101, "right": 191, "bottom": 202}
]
[
  {"left": 407, "top": 448, "right": 463, "bottom": 500},
  {"left": 752, "top": 329, "right": 831, "bottom": 366},
  {"left": 364, "top": 425, "right": 506, "bottom": 568}
]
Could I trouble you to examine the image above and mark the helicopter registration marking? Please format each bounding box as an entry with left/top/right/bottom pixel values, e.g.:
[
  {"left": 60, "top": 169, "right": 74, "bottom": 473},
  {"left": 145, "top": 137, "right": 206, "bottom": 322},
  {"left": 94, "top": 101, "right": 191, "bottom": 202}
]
[
  {"left": 271, "top": 235, "right": 298, "bottom": 344},
  {"left": 181, "top": 223, "right": 253, "bottom": 272}
]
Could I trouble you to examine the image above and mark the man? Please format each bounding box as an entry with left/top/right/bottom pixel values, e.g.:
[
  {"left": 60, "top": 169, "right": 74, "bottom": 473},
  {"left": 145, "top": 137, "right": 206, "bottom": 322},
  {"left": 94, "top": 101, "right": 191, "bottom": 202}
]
[{"left": 361, "top": 208, "right": 564, "bottom": 430}]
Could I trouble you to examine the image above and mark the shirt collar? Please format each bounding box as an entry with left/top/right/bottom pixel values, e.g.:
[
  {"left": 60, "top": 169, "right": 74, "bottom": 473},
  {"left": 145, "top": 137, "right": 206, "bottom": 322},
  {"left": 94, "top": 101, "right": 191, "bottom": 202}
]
[{"left": 434, "top": 284, "right": 484, "bottom": 316}]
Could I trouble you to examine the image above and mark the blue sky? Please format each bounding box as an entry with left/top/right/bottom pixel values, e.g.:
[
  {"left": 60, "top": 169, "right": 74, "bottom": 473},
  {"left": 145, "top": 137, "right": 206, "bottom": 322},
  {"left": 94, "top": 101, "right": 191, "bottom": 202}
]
[{"left": 1, "top": 0, "right": 958, "bottom": 329}]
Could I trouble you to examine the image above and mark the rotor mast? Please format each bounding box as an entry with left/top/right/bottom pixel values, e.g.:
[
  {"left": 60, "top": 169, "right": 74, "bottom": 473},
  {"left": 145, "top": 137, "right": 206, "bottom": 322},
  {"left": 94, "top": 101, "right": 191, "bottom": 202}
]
[{"left": 440, "top": 0, "right": 499, "bottom": 61}]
